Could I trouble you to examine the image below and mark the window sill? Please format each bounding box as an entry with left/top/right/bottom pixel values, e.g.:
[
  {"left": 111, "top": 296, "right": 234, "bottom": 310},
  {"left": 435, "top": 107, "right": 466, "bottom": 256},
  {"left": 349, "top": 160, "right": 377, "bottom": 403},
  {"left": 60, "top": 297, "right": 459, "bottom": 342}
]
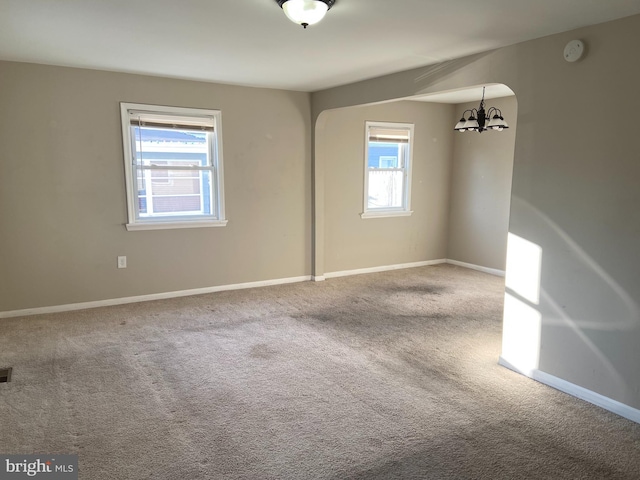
[
  {"left": 360, "top": 210, "right": 413, "bottom": 219},
  {"left": 126, "top": 220, "right": 228, "bottom": 231}
]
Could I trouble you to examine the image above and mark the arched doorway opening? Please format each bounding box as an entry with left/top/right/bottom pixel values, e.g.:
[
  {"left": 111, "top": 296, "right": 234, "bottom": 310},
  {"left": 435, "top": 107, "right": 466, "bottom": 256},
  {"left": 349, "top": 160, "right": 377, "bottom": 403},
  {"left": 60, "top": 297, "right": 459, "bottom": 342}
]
[{"left": 312, "top": 83, "right": 517, "bottom": 281}]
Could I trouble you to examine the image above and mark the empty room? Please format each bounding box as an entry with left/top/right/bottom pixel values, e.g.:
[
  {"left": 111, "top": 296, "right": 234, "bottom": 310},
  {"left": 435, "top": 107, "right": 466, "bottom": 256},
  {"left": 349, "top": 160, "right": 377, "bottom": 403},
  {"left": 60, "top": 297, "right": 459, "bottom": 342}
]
[{"left": 1, "top": 1, "right": 640, "bottom": 478}]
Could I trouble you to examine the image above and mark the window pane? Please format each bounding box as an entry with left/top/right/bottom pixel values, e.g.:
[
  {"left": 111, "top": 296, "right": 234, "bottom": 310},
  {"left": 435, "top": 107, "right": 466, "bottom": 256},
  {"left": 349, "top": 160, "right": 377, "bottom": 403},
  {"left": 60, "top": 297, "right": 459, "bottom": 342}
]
[
  {"left": 132, "top": 126, "right": 209, "bottom": 166},
  {"left": 151, "top": 196, "right": 201, "bottom": 214},
  {"left": 368, "top": 142, "right": 405, "bottom": 168},
  {"left": 367, "top": 170, "right": 404, "bottom": 209},
  {"left": 132, "top": 125, "right": 213, "bottom": 218},
  {"left": 151, "top": 173, "right": 200, "bottom": 196},
  {"left": 137, "top": 168, "right": 212, "bottom": 217},
  {"left": 138, "top": 194, "right": 147, "bottom": 214}
]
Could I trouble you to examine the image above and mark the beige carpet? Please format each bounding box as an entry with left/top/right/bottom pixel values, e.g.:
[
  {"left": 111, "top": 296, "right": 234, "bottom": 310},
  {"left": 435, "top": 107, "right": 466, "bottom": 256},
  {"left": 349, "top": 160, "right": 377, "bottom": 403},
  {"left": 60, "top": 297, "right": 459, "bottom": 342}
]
[{"left": 1, "top": 264, "right": 638, "bottom": 479}]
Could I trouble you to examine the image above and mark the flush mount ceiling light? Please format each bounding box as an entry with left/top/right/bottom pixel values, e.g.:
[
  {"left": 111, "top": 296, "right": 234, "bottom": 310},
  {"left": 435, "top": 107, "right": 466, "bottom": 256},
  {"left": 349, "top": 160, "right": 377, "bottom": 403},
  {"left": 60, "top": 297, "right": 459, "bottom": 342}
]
[
  {"left": 276, "top": 0, "right": 336, "bottom": 29},
  {"left": 454, "top": 87, "right": 509, "bottom": 133}
]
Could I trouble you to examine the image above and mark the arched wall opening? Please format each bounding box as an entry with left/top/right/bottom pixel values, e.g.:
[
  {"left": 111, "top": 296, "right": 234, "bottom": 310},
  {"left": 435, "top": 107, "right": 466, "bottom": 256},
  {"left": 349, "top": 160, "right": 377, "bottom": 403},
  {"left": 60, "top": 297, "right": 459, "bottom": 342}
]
[{"left": 312, "top": 83, "right": 517, "bottom": 280}]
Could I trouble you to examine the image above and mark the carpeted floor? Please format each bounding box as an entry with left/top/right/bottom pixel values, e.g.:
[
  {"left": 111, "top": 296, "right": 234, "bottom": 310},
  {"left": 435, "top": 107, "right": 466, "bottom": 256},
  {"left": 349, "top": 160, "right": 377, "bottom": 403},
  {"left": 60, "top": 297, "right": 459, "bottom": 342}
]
[{"left": 1, "top": 264, "right": 639, "bottom": 479}]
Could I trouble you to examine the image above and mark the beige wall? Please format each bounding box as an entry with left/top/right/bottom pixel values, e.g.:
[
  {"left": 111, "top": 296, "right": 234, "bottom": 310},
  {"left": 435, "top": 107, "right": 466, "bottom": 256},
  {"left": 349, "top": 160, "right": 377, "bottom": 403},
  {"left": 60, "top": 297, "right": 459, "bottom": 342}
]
[
  {"left": 313, "top": 15, "right": 640, "bottom": 410},
  {"left": 0, "top": 62, "right": 311, "bottom": 312},
  {"left": 322, "top": 101, "right": 454, "bottom": 273},
  {"left": 448, "top": 96, "right": 517, "bottom": 271}
]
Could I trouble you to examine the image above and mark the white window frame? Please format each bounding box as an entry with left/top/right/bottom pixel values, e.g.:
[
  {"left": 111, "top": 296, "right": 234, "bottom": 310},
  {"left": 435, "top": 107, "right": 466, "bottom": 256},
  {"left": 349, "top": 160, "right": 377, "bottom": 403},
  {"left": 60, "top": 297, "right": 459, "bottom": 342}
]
[
  {"left": 378, "top": 156, "right": 398, "bottom": 168},
  {"left": 120, "top": 102, "right": 227, "bottom": 231},
  {"left": 361, "top": 121, "right": 414, "bottom": 219}
]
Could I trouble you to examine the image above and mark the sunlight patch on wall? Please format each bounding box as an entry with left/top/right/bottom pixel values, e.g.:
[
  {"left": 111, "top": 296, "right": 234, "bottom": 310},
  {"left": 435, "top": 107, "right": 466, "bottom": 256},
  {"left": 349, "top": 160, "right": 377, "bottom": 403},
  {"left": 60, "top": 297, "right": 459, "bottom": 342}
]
[
  {"left": 505, "top": 233, "right": 542, "bottom": 305},
  {"left": 502, "top": 232, "right": 543, "bottom": 375},
  {"left": 502, "top": 293, "right": 542, "bottom": 375}
]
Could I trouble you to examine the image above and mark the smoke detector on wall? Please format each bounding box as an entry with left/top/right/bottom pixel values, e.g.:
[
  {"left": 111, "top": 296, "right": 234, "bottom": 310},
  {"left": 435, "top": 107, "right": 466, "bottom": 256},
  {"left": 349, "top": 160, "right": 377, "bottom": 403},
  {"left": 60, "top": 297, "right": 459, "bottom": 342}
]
[{"left": 564, "top": 40, "right": 585, "bottom": 62}]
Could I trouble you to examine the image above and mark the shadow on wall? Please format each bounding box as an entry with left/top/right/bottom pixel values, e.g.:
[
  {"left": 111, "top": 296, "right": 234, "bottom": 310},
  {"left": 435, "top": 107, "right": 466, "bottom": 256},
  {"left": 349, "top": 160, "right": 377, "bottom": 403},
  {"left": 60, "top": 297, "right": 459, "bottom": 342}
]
[{"left": 500, "top": 196, "right": 639, "bottom": 402}]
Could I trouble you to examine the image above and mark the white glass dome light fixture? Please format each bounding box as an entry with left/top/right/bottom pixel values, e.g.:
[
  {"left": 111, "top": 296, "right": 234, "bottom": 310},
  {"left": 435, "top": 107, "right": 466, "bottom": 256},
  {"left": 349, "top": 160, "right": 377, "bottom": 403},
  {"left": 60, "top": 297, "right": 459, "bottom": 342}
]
[
  {"left": 454, "top": 87, "right": 509, "bottom": 133},
  {"left": 276, "top": 0, "right": 336, "bottom": 29}
]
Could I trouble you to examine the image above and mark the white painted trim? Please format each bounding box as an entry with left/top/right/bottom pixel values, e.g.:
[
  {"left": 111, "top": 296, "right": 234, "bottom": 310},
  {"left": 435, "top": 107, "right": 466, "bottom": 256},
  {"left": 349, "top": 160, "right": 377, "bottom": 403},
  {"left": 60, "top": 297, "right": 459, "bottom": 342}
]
[
  {"left": 0, "top": 276, "right": 311, "bottom": 319},
  {"left": 499, "top": 357, "right": 640, "bottom": 424},
  {"left": 360, "top": 210, "right": 413, "bottom": 219},
  {"left": 446, "top": 259, "right": 505, "bottom": 277},
  {"left": 125, "top": 220, "right": 228, "bottom": 231},
  {"left": 0, "top": 260, "right": 497, "bottom": 319},
  {"left": 325, "top": 259, "right": 447, "bottom": 279}
]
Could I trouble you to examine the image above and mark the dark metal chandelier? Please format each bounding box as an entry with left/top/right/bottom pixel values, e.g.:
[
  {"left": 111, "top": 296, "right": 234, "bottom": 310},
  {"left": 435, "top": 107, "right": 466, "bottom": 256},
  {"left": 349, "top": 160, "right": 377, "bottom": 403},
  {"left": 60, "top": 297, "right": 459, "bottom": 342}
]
[
  {"left": 275, "top": 0, "right": 336, "bottom": 29},
  {"left": 454, "top": 87, "right": 509, "bottom": 133}
]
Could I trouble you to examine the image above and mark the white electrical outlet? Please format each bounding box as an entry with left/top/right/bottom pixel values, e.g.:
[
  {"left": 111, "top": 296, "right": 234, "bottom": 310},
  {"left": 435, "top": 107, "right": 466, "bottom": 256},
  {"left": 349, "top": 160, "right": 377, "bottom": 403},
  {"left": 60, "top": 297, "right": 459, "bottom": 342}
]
[{"left": 117, "top": 256, "right": 127, "bottom": 269}]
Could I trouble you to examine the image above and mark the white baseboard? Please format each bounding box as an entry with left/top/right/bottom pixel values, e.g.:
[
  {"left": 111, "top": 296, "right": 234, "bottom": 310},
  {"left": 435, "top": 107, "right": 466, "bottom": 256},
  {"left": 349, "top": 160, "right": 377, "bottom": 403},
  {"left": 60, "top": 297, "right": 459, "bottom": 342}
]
[
  {"left": 0, "top": 275, "right": 312, "bottom": 319},
  {"left": 324, "top": 259, "right": 447, "bottom": 279},
  {"left": 499, "top": 356, "right": 640, "bottom": 424},
  {"left": 1, "top": 259, "right": 497, "bottom": 319},
  {"left": 446, "top": 259, "right": 505, "bottom": 277}
]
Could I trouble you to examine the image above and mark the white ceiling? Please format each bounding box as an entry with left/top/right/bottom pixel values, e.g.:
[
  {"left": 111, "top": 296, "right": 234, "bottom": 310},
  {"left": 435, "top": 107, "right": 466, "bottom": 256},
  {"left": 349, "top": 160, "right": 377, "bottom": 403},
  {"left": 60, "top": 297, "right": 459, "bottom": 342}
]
[{"left": 1, "top": 0, "right": 640, "bottom": 92}]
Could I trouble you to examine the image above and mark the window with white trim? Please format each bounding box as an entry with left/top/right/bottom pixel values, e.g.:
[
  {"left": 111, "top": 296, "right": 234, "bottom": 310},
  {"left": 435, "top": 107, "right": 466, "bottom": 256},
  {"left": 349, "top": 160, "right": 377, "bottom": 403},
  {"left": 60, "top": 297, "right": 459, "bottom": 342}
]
[
  {"left": 362, "top": 121, "right": 414, "bottom": 218},
  {"left": 120, "top": 103, "right": 226, "bottom": 231}
]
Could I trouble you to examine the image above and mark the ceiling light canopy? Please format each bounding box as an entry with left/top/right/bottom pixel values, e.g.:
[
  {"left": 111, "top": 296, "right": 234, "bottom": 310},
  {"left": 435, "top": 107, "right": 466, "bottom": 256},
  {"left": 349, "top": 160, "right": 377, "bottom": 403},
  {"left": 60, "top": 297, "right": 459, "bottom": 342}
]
[
  {"left": 276, "top": 0, "right": 336, "bottom": 29},
  {"left": 454, "top": 87, "right": 509, "bottom": 133}
]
